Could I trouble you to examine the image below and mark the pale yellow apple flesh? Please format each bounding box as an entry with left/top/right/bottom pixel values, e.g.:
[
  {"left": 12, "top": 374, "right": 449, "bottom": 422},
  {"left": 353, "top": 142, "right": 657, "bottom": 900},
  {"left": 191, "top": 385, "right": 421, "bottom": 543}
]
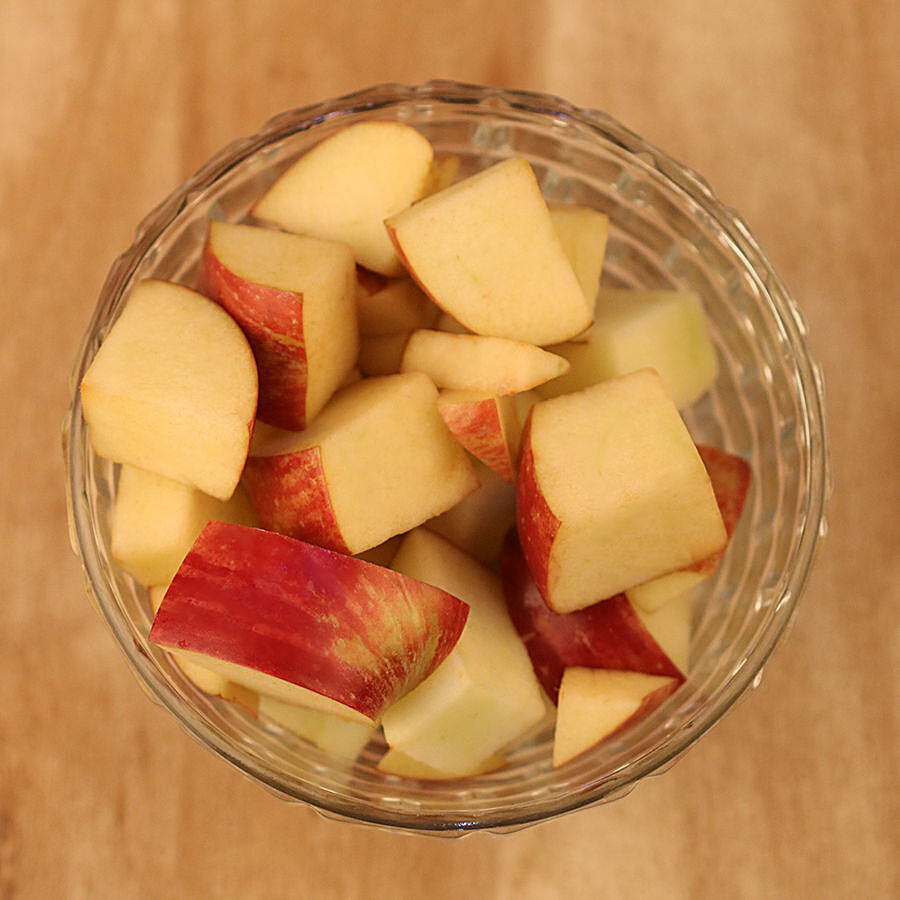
[
  {"left": 80, "top": 279, "right": 258, "bottom": 500},
  {"left": 355, "top": 278, "right": 440, "bottom": 336},
  {"left": 626, "top": 569, "right": 709, "bottom": 614},
  {"left": 548, "top": 203, "right": 610, "bottom": 306},
  {"left": 401, "top": 330, "right": 569, "bottom": 394},
  {"left": 357, "top": 332, "right": 410, "bottom": 376},
  {"left": 377, "top": 747, "right": 506, "bottom": 780},
  {"left": 252, "top": 120, "right": 434, "bottom": 276},
  {"left": 386, "top": 158, "right": 593, "bottom": 345}
]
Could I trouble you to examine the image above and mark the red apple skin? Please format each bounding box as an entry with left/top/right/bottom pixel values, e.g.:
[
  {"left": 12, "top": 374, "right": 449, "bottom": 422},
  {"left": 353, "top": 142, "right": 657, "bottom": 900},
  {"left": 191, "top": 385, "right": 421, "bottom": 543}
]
[
  {"left": 242, "top": 446, "right": 351, "bottom": 554},
  {"left": 693, "top": 445, "right": 752, "bottom": 576},
  {"left": 438, "top": 397, "right": 514, "bottom": 483},
  {"left": 149, "top": 522, "right": 469, "bottom": 721},
  {"left": 515, "top": 414, "right": 560, "bottom": 602},
  {"left": 500, "top": 532, "right": 684, "bottom": 704},
  {"left": 202, "top": 238, "right": 309, "bottom": 431}
]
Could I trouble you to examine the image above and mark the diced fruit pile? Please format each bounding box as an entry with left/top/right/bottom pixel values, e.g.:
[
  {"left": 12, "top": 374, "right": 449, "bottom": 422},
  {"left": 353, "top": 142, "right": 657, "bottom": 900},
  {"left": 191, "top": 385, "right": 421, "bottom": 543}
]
[{"left": 80, "top": 120, "right": 751, "bottom": 776}]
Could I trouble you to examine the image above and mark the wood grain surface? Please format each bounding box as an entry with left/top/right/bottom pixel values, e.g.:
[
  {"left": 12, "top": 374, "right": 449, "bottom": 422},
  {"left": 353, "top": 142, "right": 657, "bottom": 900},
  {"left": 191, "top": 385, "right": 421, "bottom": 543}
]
[{"left": 2, "top": 2, "right": 898, "bottom": 898}]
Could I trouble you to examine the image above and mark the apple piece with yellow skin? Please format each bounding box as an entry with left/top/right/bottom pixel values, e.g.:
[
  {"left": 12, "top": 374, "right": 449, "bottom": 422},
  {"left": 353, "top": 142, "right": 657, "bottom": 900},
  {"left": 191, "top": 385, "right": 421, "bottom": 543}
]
[
  {"left": 252, "top": 121, "right": 434, "bottom": 276},
  {"left": 380, "top": 529, "right": 546, "bottom": 775},
  {"left": 553, "top": 669, "right": 679, "bottom": 767},
  {"left": 517, "top": 369, "right": 726, "bottom": 613},
  {"left": 202, "top": 221, "right": 357, "bottom": 431},
  {"left": 242, "top": 373, "right": 478, "bottom": 555},
  {"left": 386, "top": 158, "right": 593, "bottom": 345},
  {"left": 436, "top": 390, "right": 522, "bottom": 483},
  {"left": 80, "top": 279, "right": 257, "bottom": 501},
  {"left": 112, "top": 464, "right": 257, "bottom": 587},
  {"left": 149, "top": 521, "right": 470, "bottom": 724},
  {"left": 401, "top": 330, "right": 569, "bottom": 395}
]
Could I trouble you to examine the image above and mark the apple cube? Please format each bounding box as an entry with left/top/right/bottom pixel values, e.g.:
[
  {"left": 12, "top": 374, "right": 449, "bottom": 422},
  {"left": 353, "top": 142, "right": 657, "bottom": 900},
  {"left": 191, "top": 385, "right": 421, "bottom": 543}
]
[
  {"left": 112, "top": 464, "right": 257, "bottom": 587},
  {"left": 80, "top": 279, "right": 257, "bottom": 500},
  {"left": 633, "top": 589, "right": 696, "bottom": 675},
  {"left": 355, "top": 278, "right": 440, "bottom": 337},
  {"left": 627, "top": 569, "right": 709, "bottom": 615},
  {"left": 517, "top": 368, "right": 726, "bottom": 612},
  {"left": 422, "top": 154, "right": 462, "bottom": 196},
  {"left": 385, "top": 158, "right": 593, "bottom": 345},
  {"left": 149, "top": 522, "right": 469, "bottom": 724},
  {"left": 401, "top": 330, "right": 569, "bottom": 394},
  {"left": 436, "top": 390, "right": 522, "bottom": 483},
  {"left": 380, "top": 529, "right": 546, "bottom": 775},
  {"left": 377, "top": 747, "right": 506, "bottom": 780},
  {"left": 548, "top": 203, "right": 609, "bottom": 306},
  {"left": 500, "top": 531, "right": 684, "bottom": 703},
  {"left": 427, "top": 460, "right": 517, "bottom": 565},
  {"left": 356, "top": 332, "right": 410, "bottom": 376},
  {"left": 252, "top": 121, "right": 434, "bottom": 276},
  {"left": 553, "top": 668, "right": 679, "bottom": 767},
  {"left": 242, "top": 372, "right": 478, "bottom": 554},
  {"left": 202, "top": 221, "right": 357, "bottom": 431},
  {"left": 258, "top": 695, "right": 376, "bottom": 760},
  {"left": 538, "top": 289, "right": 718, "bottom": 408}
]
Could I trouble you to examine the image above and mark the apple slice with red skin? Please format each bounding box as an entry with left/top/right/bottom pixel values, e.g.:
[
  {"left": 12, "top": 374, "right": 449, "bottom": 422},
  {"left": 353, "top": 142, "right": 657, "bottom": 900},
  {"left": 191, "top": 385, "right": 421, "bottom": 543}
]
[
  {"left": 149, "top": 521, "right": 469, "bottom": 723},
  {"left": 499, "top": 531, "right": 684, "bottom": 704}
]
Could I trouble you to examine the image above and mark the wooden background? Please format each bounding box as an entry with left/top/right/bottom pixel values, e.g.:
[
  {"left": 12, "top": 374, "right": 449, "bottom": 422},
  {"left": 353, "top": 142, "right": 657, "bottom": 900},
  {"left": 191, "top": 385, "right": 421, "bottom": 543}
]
[{"left": 2, "top": 1, "right": 898, "bottom": 897}]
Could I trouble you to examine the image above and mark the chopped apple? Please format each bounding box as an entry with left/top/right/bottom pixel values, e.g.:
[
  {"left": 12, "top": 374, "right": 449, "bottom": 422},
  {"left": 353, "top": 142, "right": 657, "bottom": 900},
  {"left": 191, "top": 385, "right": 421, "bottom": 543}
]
[
  {"left": 627, "top": 569, "right": 709, "bottom": 615},
  {"left": 436, "top": 390, "right": 522, "bottom": 482},
  {"left": 434, "top": 311, "right": 470, "bottom": 334},
  {"left": 252, "top": 120, "right": 434, "bottom": 276},
  {"left": 149, "top": 521, "right": 469, "bottom": 724},
  {"left": 427, "top": 460, "right": 517, "bottom": 565},
  {"left": 538, "top": 289, "right": 718, "bottom": 408},
  {"left": 242, "top": 373, "right": 478, "bottom": 554},
  {"left": 80, "top": 279, "right": 257, "bottom": 500},
  {"left": 517, "top": 368, "right": 726, "bottom": 612},
  {"left": 633, "top": 588, "right": 696, "bottom": 675},
  {"left": 385, "top": 158, "right": 593, "bottom": 345},
  {"left": 202, "top": 221, "right": 357, "bottom": 431},
  {"left": 401, "top": 330, "right": 569, "bottom": 394},
  {"left": 548, "top": 203, "right": 609, "bottom": 305},
  {"left": 112, "top": 464, "right": 257, "bottom": 587},
  {"left": 377, "top": 747, "right": 506, "bottom": 779},
  {"left": 356, "top": 332, "right": 410, "bottom": 376},
  {"left": 500, "top": 531, "right": 684, "bottom": 703},
  {"left": 355, "top": 278, "right": 440, "bottom": 336},
  {"left": 422, "top": 154, "right": 462, "bottom": 196},
  {"left": 258, "top": 695, "right": 376, "bottom": 760},
  {"left": 380, "top": 529, "right": 546, "bottom": 776},
  {"left": 553, "top": 669, "right": 679, "bottom": 767}
]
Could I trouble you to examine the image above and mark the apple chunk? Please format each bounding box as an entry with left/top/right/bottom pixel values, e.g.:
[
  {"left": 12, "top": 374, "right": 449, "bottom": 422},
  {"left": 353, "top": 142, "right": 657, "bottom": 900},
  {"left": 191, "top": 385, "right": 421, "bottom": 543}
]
[
  {"left": 202, "top": 221, "right": 357, "bottom": 431},
  {"left": 80, "top": 279, "right": 257, "bottom": 500},
  {"left": 149, "top": 521, "right": 469, "bottom": 723},
  {"left": 517, "top": 369, "right": 726, "bottom": 612},
  {"left": 386, "top": 158, "right": 593, "bottom": 345},
  {"left": 380, "top": 529, "right": 546, "bottom": 776},
  {"left": 553, "top": 669, "right": 679, "bottom": 767},
  {"left": 401, "top": 330, "right": 569, "bottom": 394},
  {"left": 500, "top": 532, "right": 683, "bottom": 703},
  {"left": 356, "top": 278, "right": 440, "bottom": 337},
  {"left": 242, "top": 372, "right": 478, "bottom": 555},
  {"left": 548, "top": 203, "right": 609, "bottom": 306},
  {"left": 251, "top": 121, "right": 434, "bottom": 276}
]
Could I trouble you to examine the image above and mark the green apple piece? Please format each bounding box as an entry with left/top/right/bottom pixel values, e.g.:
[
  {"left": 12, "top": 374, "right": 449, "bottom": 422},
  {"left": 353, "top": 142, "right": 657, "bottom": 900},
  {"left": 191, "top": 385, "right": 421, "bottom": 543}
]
[
  {"left": 380, "top": 529, "right": 546, "bottom": 775},
  {"left": 386, "top": 158, "right": 593, "bottom": 345},
  {"left": 553, "top": 668, "right": 678, "bottom": 767},
  {"left": 112, "top": 464, "right": 257, "bottom": 587},
  {"left": 538, "top": 289, "right": 719, "bottom": 408},
  {"left": 258, "top": 695, "right": 376, "bottom": 760},
  {"left": 549, "top": 203, "right": 609, "bottom": 305},
  {"left": 517, "top": 368, "right": 727, "bottom": 612},
  {"left": 252, "top": 121, "right": 434, "bottom": 276}
]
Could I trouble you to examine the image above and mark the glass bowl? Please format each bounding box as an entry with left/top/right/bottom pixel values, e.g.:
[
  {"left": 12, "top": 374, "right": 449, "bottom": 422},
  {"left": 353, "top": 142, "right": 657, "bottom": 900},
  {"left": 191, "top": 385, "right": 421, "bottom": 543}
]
[{"left": 63, "top": 80, "right": 830, "bottom": 835}]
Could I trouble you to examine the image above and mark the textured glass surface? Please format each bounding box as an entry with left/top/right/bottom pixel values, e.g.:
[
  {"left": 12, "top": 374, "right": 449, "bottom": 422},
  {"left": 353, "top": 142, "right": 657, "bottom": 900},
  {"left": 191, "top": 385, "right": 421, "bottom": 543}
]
[{"left": 64, "top": 81, "right": 829, "bottom": 835}]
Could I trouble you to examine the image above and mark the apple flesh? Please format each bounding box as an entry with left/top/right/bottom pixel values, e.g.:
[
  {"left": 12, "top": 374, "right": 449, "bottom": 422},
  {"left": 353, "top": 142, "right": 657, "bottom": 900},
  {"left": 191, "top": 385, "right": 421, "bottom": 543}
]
[
  {"left": 80, "top": 279, "right": 257, "bottom": 500},
  {"left": 149, "top": 521, "right": 470, "bottom": 724},
  {"left": 379, "top": 529, "right": 546, "bottom": 776},
  {"left": 356, "top": 332, "right": 410, "bottom": 376},
  {"left": 252, "top": 120, "right": 434, "bottom": 276},
  {"left": 242, "top": 372, "right": 478, "bottom": 554},
  {"left": 377, "top": 748, "right": 506, "bottom": 780},
  {"left": 355, "top": 278, "right": 440, "bottom": 337},
  {"left": 500, "top": 531, "right": 684, "bottom": 703},
  {"left": 548, "top": 203, "right": 609, "bottom": 306},
  {"left": 517, "top": 368, "right": 727, "bottom": 612},
  {"left": 112, "top": 464, "right": 257, "bottom": 587},
  {"left": 553, "top": 668, "right": 679, "bottom": 767},
  {"left": 386, "top": 158, "right": 593, "bottom": 346},
  {"left": 202, "top": 221, "right": 357, "bottom": 431}
]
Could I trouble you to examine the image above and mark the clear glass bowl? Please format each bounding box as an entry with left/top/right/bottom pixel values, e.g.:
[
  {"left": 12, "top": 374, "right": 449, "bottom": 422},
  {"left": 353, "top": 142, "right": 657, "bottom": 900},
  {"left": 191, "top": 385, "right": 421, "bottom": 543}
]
[{"left": 63, "top": 81, "right": 830, "bottom": 835}]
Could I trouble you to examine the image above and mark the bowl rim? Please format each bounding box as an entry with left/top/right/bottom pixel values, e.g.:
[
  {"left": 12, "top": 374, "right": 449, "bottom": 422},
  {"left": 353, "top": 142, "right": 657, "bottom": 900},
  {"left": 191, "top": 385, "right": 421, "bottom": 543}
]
[{"left": 64, "top": 79, "right": 831, "bottom": 834}]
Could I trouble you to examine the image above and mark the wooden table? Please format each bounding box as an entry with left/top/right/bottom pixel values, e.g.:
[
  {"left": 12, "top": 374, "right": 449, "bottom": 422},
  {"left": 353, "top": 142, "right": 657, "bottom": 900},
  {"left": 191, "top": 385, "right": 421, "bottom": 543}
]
[{"left": 3, "top": 2, "right": 897, "bottom": 897}]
